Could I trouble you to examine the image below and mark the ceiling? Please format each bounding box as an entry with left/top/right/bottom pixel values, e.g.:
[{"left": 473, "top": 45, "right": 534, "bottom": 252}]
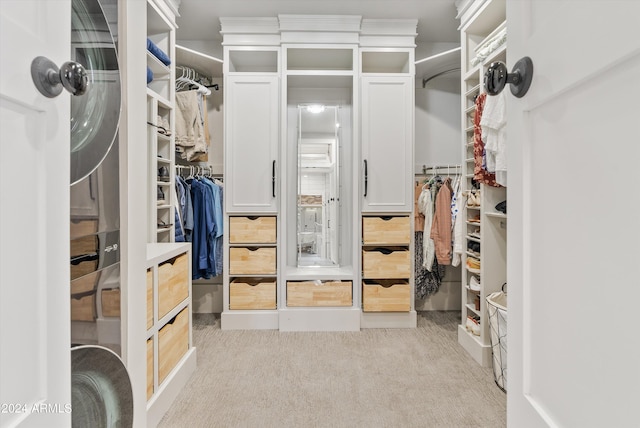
[{"left": 175, "top": 0, "right": 461, "bottom": 50}]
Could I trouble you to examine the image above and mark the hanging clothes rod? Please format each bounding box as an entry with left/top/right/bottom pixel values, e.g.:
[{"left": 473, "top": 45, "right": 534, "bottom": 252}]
[
  {"left": 421, "top": 164, "right": 461, "bottom": 175},
  {"left": 175, "top": 66, "right": 218, "bottom": 94},
  {"left": 175, "top": 164, "right": 222, "bottom": 178}
]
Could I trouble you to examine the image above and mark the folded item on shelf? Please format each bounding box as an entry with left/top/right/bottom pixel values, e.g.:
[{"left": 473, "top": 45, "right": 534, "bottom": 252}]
[
  {"left": 147, "top": 66, "right": 153, "bottom": 84},
  {"left": 147, "top": 38, "right": 171, "bottom": 66}
]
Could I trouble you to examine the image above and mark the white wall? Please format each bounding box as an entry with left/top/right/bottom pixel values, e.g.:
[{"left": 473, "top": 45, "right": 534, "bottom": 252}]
[{"left": 414, "top": 74, "right": 461, "bottom": 173}]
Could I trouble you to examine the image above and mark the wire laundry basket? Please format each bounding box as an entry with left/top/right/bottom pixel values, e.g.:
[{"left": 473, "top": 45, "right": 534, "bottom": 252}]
[{"left": 486, "top": 284, "right": 507, "bottom": 392}]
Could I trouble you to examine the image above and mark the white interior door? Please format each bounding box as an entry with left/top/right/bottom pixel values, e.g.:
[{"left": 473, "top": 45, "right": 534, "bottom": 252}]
[
  {"left": 508, "top": 1, "right": 640, "bottom": 427},
  {"left": 0, "top": 1, "right": 71, "bottom": 427}
]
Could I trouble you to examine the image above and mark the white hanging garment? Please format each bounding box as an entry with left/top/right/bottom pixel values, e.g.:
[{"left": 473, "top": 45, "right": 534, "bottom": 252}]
[
  {"left": 418, "top": 186, "right": 435, "bottom": 271},
  {"left": 481, "top": 90, "right": 508, "bottom": 186}
]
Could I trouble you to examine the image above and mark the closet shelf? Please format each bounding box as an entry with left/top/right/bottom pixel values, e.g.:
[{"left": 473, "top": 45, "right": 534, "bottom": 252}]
[
  {"left": 146, "top": 87, "right": 173, "bottom": 109},
  {"left": 465, "top": 285, "right": 481, "bottom": 294},
  {"left": 465, "top": 304, "right": 481, "bottom": 317},
  {"left": 147, "top": 51, "right": 171, "bottom": 78},
  {"left": 465, "top": 83, "right": 481, "bottom": 98},
  {"left": 464, "top": 125, "right": 474, "bottom": 133},
  {"left": 466, "top": 235, "right": 481, "bottom": 243},
  {"left": 157, "top": 204, "right": 171, "bottom": 209},
  {"left": 485, "top": 212, "right": 507, "bottom": 219},
  {"left": 466, "top": 266, "right": 481, "bottom": 274},
  {"left": 466, "top": 251, "right": 481, "bottom": 259},
  {"left": 176, "top": 44, "right": 223, "bottom": 78},
  {"left": 464, "top": 66, "right": 480, "bottom": 81},
  {"left": 157, "top": 157, "right": 171, "bottom": 165},
  {"left": 465, "top": 157, "right": 474, "bottom": 163},
  {"left": 465, "top": 105, "right": 475, "bottom": 115},
  {"left": 483, "top": 43, "right": 507, "bottom": 67},
  {"left": 415, "top": 46, "right": 461, "bottom": 86}
]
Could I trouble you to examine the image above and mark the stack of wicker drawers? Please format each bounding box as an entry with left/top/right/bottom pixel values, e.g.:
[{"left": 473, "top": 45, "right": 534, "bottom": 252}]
[
  {"left": 228, "top": 216, "right": 277, "bottom": 310},
  {"left": 362, "top": 216, "right": 411, "bottom": 312},
  {"left": 147, "top": 249, "right": 190, "bottom": 401}
]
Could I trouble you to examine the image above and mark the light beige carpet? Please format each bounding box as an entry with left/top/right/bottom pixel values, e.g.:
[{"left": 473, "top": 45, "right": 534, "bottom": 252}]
[{"left": 159, "top": 311, "right": 506, "bottom": 428}]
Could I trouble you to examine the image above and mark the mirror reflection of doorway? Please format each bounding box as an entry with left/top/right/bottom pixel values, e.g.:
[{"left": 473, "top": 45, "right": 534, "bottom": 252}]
[{"left": 297, "top": 105, "right": 340, "bottom": 267}]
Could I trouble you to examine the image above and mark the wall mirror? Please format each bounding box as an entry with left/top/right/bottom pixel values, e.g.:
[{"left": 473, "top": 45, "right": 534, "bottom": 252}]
[{"left": 297, "top": 104, "right": 341, "bottom": 267}]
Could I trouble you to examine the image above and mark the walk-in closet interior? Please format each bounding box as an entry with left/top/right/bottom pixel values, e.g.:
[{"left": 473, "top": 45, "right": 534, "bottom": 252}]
[{"left": 4, "top": 0, "right": 638, "bottom": 426}]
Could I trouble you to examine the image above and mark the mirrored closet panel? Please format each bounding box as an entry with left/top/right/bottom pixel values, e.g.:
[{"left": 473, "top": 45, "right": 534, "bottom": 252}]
[
  {"left": 297, "top": 104, "right": 340, "bottom": 267},
  {"left": 285, "top": 78, "right": 353, "bottom": 271}
]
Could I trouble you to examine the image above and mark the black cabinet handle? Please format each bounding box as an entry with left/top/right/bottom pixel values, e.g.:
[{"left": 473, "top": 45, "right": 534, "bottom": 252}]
[
  {"left": 272, "top": 160, "right": 276, "bottom": 198},
  {"left": 364, "top": 159, "right": 368, "bottom": 197}
]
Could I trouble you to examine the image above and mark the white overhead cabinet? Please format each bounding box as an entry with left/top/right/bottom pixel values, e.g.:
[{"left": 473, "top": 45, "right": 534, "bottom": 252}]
[{"left": 225, "top": 73, "right": 280, "bottom": 213}]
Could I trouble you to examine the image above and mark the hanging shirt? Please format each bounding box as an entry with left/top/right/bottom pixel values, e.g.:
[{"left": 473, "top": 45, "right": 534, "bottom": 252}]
[
  {"left": 189, "top": 179, "right": 214, "bottom": 280},
  {"left": 430, "top": 177, "right": 453, "bottom": 265}
]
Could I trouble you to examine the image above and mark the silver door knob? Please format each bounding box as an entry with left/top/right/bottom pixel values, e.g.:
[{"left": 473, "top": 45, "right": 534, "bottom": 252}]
[{"left": 31, "top": 56, "right": 88, "bottom": 98}]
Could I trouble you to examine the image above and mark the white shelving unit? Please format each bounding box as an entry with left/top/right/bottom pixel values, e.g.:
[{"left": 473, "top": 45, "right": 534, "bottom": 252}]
[
  {"left": 144, "top": 2, "right": 196, "bottom": 425},
  {"left": 147, "top": 0, "right": 176, "bottom": 244},
  {"left": 457, "top": 0, "right": 507, "bottom": 367}
]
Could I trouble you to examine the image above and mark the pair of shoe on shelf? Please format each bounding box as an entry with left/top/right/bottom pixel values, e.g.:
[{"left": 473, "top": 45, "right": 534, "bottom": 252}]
[
  {"left": 158, "top": 166, "right": 170, "bottom": 182},
  {"left": 156, "top": 115, "right": 172, "bottom": 136},
  {"left": 157, "top": 186, "right": 165, "bottom": 203},
  {"left": 468, "top": 228, "right": 481, "bottom": 239},
  {"left": 463, "top": 190, "right": 481, "bottom": 207},
  {"left": 466, "top": 257, "right": 480, "bottom": 272},
  {"left": 469, "top": 275, "right": 481, "bottom": 292},
  {"left": 466, "top": 315, "right": 481, "bottom": 336}
]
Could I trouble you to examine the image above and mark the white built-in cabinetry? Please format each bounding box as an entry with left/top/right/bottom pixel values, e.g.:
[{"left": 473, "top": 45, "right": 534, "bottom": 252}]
[
  {"left": 146, "top": 0, "right": 176, "bottom": 244},
  {"left": 220, "top": 16, "right": 417, "bottom": 331},
  {"left": 458, "top": 0, "right": 507, "bottom": 367},
  {"left": 225, "top": 74, "right": 280, "bottom": 212},
  {"left": 360, "top": 65, "right": 414, "bottom": 213},
  {"left": 144, "top": 1, "right": 196, "bottom": 424}
]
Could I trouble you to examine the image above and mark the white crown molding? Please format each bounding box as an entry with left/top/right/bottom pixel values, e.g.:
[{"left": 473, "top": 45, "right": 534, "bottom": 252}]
[
  {"left": 220, "top": 17, "right": 280, "bottom": 34},
  {"left": 278, "top": 15, "right": 362, "bottom": 33},
  {"left": 360, "top": 19, "right": 418, "bottom": 36}
]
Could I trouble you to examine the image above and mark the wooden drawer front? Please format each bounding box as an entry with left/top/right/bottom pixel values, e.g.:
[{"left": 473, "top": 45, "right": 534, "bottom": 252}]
[
  {"left": 70, "top": 271, "right": 98, "bottom": 321},
  {"left": 147, "top": 338, "right": 154, "bottom": 400},
  {"left": 229, "top": 247, "right": 276, "bottom": 275},
  {"left": 362, "top": 280, "right": 410, "bottom": 312},
  {"left": 363, "top": 216, "right": 410, "bottom": 245},
  {"left": 287, "top": 281, "right": 352, "bottom": 307},
  {"left": 229, "top": 216, "right": 276, "bottom": 244},
  {"left": 146, "top": 269, "right": 153, "bottom": 330},
  {"left": 158, "top": 308, "right": 189, "bottom": 384},
  {"left": 362, "top": 248, "right": 411, "bottom": 279},
  {"left": 229, "top": 279, "right": 276, "bottom": 310},
  {"left": 71, "top": 293, "right": 96, "bottom": 321},
  {"left": 101, "top": 289, "right": 121, "bottom": 317},
  {"left": 70, "top": 219, "right": 98, "bottom": 239},
  {"left": 158, "top": 253, "right": 189, "bottom": 319}
]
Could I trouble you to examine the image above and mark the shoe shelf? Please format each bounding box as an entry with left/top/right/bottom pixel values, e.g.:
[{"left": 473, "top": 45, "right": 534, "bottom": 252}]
[{"left": 457, "top": 0, "right": 507, "bottom": 368}]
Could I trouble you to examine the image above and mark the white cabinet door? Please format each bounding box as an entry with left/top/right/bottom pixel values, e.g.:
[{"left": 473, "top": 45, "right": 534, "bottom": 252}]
[
  {"left": 508, "top": 1, "right": 640, "bottom": 427},
  {"left": 0, "top": 1, "right": 71, "bottom": 427},
  {"left": 361, "top": 76, "right": 413, "bottom": 213},
  {"left": 225, "top": 75, "right": 279, "bottom": 213}
]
